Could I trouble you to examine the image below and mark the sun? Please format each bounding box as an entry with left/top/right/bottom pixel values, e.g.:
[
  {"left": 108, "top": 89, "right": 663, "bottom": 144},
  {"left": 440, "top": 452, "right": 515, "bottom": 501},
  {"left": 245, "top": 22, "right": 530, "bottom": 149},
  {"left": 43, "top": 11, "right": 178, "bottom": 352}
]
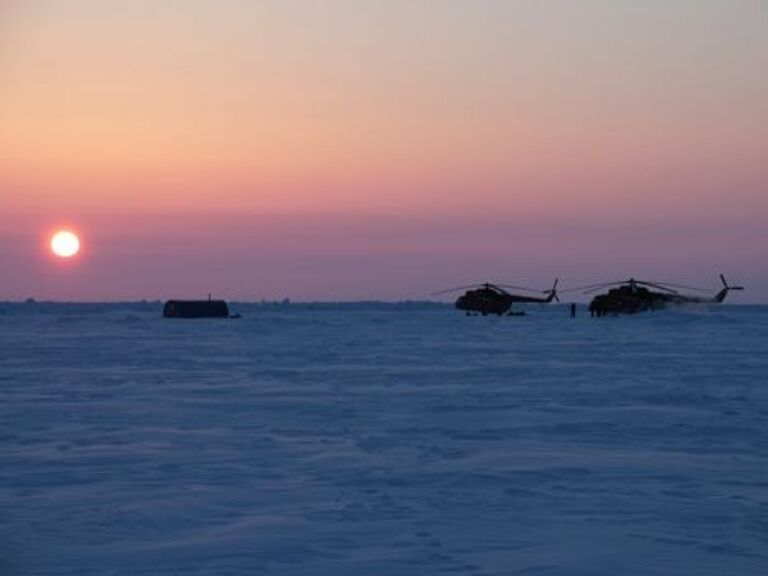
[{"left": 51, "top": 230, "right": 81, "bottom": 258}]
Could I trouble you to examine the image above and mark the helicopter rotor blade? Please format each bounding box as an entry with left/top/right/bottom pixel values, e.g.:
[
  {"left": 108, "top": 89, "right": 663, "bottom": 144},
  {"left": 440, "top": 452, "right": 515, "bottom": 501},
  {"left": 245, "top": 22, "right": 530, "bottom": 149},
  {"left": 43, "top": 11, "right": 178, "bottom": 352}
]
[
  {"left": 430, "top": 284, "right": 483, "bottom": 296},
  {"left": 561, "top": 281, "right": 625, "bottom": 294},
  {"left": 496, "top": 284, "right": 540, "bottom": 293},
  {"left": 630, "top": 280, "right": 681, "bottom": 294},
  {"left": 431, "top": 281, "right": 509, "bottom": 296},
  {"left": 654, "top": 282, "right": 708, "bottom": 292},
  {"left": 575, "top": 278, "right": 679, "bottom": 295},
  {"left": 582, "top": 285, "right": 615, "bottom": 295},
  {"left": 572, "top": 281, "right": 631, "bottom": 295},
  {"left": 634, "top": 279, "right": 711, "bottom": 293},
  {"left": 571, "top": 279, "right": 668, "bottom": 295}
]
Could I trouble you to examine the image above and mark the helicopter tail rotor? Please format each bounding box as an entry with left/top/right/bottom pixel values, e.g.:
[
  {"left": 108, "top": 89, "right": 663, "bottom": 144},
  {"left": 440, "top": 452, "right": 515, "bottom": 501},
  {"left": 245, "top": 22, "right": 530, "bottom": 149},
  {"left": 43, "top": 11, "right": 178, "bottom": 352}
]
[
  {"left": 720, "top": 274, "right": 744, "bottom": 291},
  {"left": 544, "top": 278, "right": 560, "bottom": 303},
  {"left": 715, "top": 274, "right": 744, "bottom": 302}
]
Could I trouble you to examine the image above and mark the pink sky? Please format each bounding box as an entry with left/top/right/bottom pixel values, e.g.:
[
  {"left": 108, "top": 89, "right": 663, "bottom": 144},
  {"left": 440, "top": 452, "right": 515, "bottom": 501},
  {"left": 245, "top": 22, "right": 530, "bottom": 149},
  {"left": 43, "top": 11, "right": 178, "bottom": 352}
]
[{"left": 1, "top": 1, "right": 766, "bottom": 300}]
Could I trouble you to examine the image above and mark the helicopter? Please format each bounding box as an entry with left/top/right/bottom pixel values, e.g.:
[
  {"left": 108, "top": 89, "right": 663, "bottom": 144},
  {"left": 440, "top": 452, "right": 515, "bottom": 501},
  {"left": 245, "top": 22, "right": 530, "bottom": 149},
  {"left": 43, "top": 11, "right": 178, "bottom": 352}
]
[
  {"left": 579, "top": 274, "right": 744, "bottom": 316},
  {"left": 433, "top": 279, "right": 559, "bottom": 316}
]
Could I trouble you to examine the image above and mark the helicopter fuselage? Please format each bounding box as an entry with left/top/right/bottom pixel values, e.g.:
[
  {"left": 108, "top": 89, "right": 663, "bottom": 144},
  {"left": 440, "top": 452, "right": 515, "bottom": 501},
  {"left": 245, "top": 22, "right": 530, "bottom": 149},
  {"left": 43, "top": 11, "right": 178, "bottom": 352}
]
[
  {"left": 589, "top": 285, "right": 672, "bottom": 316},
  {"left": 455, "top": 287, "right": 513, "bottom": 315}
]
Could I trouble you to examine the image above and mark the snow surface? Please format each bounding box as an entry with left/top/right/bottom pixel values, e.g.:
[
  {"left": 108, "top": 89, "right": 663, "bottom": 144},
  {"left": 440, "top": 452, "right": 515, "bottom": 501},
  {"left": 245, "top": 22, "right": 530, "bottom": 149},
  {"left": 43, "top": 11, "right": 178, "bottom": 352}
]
[{"left": 1, "top": 302, "right": 767, "bottom": 575}]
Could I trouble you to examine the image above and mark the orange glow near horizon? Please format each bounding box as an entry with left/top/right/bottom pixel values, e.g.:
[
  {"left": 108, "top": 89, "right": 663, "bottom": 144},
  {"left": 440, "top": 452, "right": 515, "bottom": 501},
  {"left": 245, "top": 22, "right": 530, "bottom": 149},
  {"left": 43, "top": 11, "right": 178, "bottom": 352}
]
[{"left": 1, "top": 1, "right": 766, "bottom": 300}]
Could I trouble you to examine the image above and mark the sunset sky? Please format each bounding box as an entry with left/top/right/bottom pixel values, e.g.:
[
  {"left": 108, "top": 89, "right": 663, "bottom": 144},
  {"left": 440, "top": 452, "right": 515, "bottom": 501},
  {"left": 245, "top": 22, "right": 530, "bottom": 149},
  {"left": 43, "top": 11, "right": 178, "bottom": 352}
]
[{"left": 1, "top": 0, "right": 766, "bottom": 300}]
